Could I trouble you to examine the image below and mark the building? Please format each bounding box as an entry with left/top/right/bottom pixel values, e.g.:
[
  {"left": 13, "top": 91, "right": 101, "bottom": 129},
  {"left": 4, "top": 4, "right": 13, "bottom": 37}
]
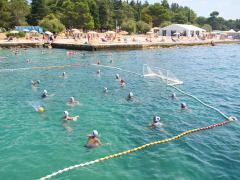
[{"left": 159, "top": 24, "right": 206, "bottom": 37}]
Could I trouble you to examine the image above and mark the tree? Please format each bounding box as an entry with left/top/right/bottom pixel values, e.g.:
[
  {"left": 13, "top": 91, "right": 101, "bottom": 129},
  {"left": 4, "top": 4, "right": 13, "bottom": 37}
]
[
  {"left": 136, "top": 21, "right": 151, "bottom": 33},
  {"left": 75, "top": 1, "right": 94, "bottom": 29},
  {"left": 202, "top": 24, "right": 212, "bottom": 32},
  {"left": 148, "top": 3, "right": 171, "bottom": 26},
  {"left": 0, "top": 0, "right": 11, "bottom": 29},
  {"left": 121, "top": 19, "right": 136, "bottom": 34},
  {"left": 99, "top": 0, "right": 113, "bottom": 30},
  {"left": 161, "top": 0, "right": 169, "bottom": 9},
  {"left": 28, "top": 0, "right": 49, "bottom": 25},
  {"left": 39, "top": 13, "right": 65, "bottom": 33},
  {"left": 88, "top": 0, "right": 100, "bottom": 29},
  {"left": 9, "top": 0, "right": 30, "bottom": 27},
  {"left": 196, "top": 16, "right": 207, "bottom": 26}
]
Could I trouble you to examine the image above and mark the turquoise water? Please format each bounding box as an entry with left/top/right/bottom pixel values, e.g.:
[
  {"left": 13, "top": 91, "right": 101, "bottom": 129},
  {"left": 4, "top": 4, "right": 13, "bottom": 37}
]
[{"left": 0, "top": 45, "right": 239, "bottom": 180}]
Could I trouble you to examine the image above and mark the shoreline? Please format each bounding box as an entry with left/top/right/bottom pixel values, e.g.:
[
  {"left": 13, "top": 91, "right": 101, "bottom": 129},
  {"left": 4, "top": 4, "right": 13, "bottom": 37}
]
[{"left": 0, "top": 40, "right": 239, "bottom": 51}]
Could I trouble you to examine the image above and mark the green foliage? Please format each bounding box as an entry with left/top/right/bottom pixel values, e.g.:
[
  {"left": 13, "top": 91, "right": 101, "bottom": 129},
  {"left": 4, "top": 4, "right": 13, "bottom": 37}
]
[
  {"left": 148, "top": 3, "right": 171, "bottom": 27},
  {"left": 6, "top": 31, "right": 26, "bottom": 38},
  {"left": 136, "top": 21, "right": 151, "bottom": 34},
  {"left": 202, "top": 24, "right": 212, "bottom": 32},
  {"left": 0, "top": 0, "right": 239, "bottom": 32},
  {"left": 121, "top": 19, "right": 136, "bottom": 34},
  {"left": 9, "top": 0, "right": 30, "bottom": 27},
  {"left": 28, "top": 0, "right": 49, "bottom": 25},
  {"left": 39, "top": 14, "right": 65, "bottom": 33}
]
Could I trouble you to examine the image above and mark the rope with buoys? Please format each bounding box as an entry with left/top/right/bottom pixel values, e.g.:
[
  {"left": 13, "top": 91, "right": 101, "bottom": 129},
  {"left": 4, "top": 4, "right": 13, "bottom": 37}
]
[
  {"left": 39, "top": 117, "right": 236, "bottom": 180},
  {"left": 91, "top": 64, "right": 143, "bottom": 77},
  {"left": 170, "top": 85, "right": 228, "bottom": 119},
  {"left": 0, "top": 64, "right": 89, "bottom": 72}
]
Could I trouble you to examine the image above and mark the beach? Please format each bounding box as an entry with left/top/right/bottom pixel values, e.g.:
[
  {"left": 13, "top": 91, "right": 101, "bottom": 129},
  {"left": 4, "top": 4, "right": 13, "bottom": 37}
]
[{"left": 1, "top": 32, "right": 240, "bottom": 50}]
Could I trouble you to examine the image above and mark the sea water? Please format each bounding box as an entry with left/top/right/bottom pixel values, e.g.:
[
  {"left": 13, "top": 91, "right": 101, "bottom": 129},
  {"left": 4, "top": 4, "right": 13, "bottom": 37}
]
[{"left": 0, "top": 45, "right": 239, "bottom": 180}]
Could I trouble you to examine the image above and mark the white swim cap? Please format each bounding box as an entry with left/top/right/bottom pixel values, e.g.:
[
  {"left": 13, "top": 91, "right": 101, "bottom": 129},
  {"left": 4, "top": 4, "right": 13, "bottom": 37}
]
[
  {"left": 129, "top": 92, "right": 133, "bottom": 97},
  {"left": 70, "top": 97, "right": 74, "bottom": 101},
  {"left": 153, "top": 116, "right": 161, "bottom": 122},
  {"left": 64, "top": 111, "right": 69, "bottom": 116},
  {"left": 92, "top": 130, "right": 99, "bottom": 137},
  {"left": 104, "top": 87, "right": 108, "bottom": 92},
  {"left": 43, "top": 90, "right": 47, "bottom": 94}
]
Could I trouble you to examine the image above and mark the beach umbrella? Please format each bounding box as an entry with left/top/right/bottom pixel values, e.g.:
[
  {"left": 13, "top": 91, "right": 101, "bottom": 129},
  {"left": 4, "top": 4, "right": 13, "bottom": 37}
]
[
  {"left": 87, "top": 31, "right": 97, "bottom": 34},
  {"left": 106, "top": 30, "right": 116, "bottom": 34},
  {"left": 228, "top": 29, "right": 236, "bottom": 33},
  {"left": 146, "top": 31, "right": 154, "bottom": 34},
  {"left": 10, "top": 30, "right": 19, "bottom": 34},
  {"left": 119, "top": 31, "right": 128, "bottom": 35},
  {"left": 71, "top": 28, "right": 79, "bottom": 31},
  {"left": 73, "top": 30, "right": 81, "bottom": 34},
  {"left": 31, "top": 30, "right": 38, "bottom": 33},
  {"left": 45, "top": 31, "right": 53, "bottom": 35}
]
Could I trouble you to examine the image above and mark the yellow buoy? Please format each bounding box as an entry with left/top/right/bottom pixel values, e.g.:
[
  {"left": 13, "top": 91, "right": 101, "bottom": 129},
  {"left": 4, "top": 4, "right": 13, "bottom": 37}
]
[{"left": 37, "top": 107, "right": 45, "bottom": 113}]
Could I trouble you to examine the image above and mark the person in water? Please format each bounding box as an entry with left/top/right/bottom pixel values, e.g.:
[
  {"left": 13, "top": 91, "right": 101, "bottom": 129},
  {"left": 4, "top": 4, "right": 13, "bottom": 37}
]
[
  {"left": 97, "top": 60, "right": 101, "bottom": 65},
  {"left": 171, "top": 93, "right": 176, "bottom": 99},
  {"left": 63, "top": 111, "right": 79, "bottom": 121},
  {"left": 62, "top": 72, "right": 66, "bottom": 77},
  {"left": 41, "top": 90, "right": 48, "bottom": 98},
  {"left": 103, "top": 87, "right": 108, "bottom": 93},
  {"left": 85, "top": 130, "right": 101, "bottom": 148},
  {"left": 181, "top": 102, "right": 188, "bottom": 110},
  {"left": 31, "top": 80, "right": 40, "bottom": 87},
  {"left": 149, "top": 116, "right": 163, "bottom": 129},
  {"left": 67, "top": 97, "right": 79, "bottom": 106},
  {"left": 120, "top": 79, "right": 126, "bottom": 87},
  {"left": 97, "top": 69, "right": 101, "bottom": 75},
  {"left": 127, "top": 92, "right": 134, "bottom": 101},
  {"left": 115, "top": 74, "right": 120, "bottom": 80}
]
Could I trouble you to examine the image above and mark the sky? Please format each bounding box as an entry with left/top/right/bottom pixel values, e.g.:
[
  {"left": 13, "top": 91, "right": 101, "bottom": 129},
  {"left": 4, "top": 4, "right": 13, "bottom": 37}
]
[{"left": 149, "top": 0, "right": 240, "bottom": 20}]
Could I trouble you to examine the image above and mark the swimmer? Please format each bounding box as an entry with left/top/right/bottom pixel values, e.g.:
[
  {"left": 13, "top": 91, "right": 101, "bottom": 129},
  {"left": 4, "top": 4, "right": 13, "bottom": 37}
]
[
  {"left": 85, "top": 130, "right": 101, "bottom": 148},
  {"left": 97, "top": 60, "right": 101, "bottom": 65},
  {"left": 115, "top": 74, "right": 120, "bottom": 80},
  {"left": 41, "top": 89, "right": 48, "bottom": 98},
  {"left": 120, "top": 79, "right": 126, "bottom": 87},
  {"left": 67, "top": 97, "right": 79, "bottom": 106},
  {"left": 31, "top": 80, "right": 40, "bottom": 87},
  {"left": 127, "top": 92, "right": 134, "bottom": 101},
  {"left": 97, "top": 69, "right": 101, "bottom": 75},
  {"left": 62, "top": 72, "right": 66, "bottom": 77},
  {"left": 26, "top": 59, "right": 31, "bottom": 63},
  {"left": 103, "top": 87, "right": 108, "bottom": 93},
  {"left": 149, "top": 116, "right": 163, "bottom": 129},
  {"left": 181, "top": 102, "right": 189, "bottom": 110},
  {"left": 171, "top": 93, "right": 176, "bottom": 100},
  {"left": 63, "top": 111, "right": 79, "bottom": 121},
  {"left": 109, "top": 59, "right": 113, "bottom": 64}
]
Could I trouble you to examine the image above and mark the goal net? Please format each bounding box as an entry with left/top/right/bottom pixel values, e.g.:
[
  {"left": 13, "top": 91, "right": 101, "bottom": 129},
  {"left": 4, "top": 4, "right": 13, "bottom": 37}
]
[{"left": 143, "top": 64, "right": 183, "bottom": 86}]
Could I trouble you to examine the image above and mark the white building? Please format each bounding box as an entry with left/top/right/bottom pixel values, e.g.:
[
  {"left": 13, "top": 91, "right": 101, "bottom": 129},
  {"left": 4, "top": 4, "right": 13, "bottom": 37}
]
[{"left": 160, "top": 24, "right": 206, "bottom": 37}]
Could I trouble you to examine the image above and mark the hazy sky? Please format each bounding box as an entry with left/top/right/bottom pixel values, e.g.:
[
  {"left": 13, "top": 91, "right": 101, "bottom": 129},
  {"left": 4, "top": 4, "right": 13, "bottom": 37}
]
[{"left": 149, "top": 0, "right": 240, "bottom": 20}]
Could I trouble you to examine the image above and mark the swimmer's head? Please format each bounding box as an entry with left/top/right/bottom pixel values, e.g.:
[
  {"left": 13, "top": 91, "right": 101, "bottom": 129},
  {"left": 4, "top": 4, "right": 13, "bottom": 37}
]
[
  {"left": 97, "top": 69, "right": 100, "bottom": 74},
  {"left": 70, "top": 97, "right": 74, "bottom": 102},
  {"left": 64, "top": 111, "right": 69, "bottom": 117},
  {"left": 36, "top": 80, "right": 40, "bottom": 84},
  {"left": 62, "top": 72, "right": 66, "bottom": 76},
  {"left": 181, "top": 103, "right": 187, "bottom": 109},
  {"left": 92, "top": 130, "right": 99, "bottom": 137},
  {"left": 116, "top": 74, "right": 120, "bottom": 79},
  {"left": 128, "top": 92, "right": 133, "bottom": 98},
  {"left": 153, "top": 116, "right": 160, "bottom": 123},
  {"left": 172, "top": 93, "right": 176, "bottom": 98},
  {"left": 43, "top": 90, "right": 48, "bottom": 94},
  {"left": 103, "top": 87, "right": 108, "bottom": 93}
]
